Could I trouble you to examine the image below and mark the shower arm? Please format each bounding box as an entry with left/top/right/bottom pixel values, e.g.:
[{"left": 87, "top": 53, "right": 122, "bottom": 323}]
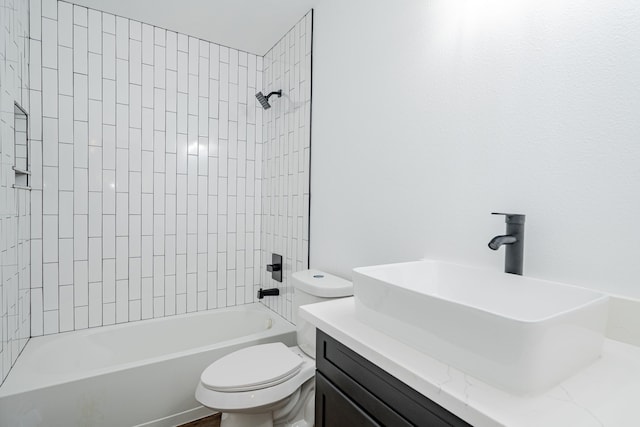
[{"left": 265, "top": 90, "right": 282, "bottom": 100}]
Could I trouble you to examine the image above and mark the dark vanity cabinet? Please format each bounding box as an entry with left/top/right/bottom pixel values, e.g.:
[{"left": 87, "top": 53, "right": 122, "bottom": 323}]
[{"left": 315, "top": 329, "right": 472, "bottom": 427}]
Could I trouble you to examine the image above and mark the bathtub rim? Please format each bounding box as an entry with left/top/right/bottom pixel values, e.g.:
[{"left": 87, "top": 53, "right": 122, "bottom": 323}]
[{"left": 0, "top": 302, "right": 294, "bottom": 397}]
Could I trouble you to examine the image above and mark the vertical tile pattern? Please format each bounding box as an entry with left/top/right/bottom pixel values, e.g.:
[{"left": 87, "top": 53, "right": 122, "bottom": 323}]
[
  {"left": 1, "top": 0, "right": 31, "bottom": 384},
  {"left": 32, "top": 1, "right": 271, "bottom": 333},
  {"left": 261, "top": 12, "right": 312, "bottom": 322}
]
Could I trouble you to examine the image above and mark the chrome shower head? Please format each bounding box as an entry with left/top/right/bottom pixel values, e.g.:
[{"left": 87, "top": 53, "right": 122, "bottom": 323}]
[{"left": 255, "top": 90, "right": 282, "bottom": 109}]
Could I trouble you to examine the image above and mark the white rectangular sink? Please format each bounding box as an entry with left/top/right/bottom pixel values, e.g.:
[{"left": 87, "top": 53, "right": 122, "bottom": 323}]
[{"left": 353, "top": 260, "right": 609, "bottom": 395}]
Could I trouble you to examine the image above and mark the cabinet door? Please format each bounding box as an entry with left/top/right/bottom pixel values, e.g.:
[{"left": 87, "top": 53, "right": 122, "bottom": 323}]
[{"left": 316, "top": 372, "right": 381, "bottom": 427}]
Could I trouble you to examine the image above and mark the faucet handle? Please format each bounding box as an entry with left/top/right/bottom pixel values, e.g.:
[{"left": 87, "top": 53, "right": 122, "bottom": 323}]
[{"left": 491, "top": 212, "right": 526, "bottom": 224}]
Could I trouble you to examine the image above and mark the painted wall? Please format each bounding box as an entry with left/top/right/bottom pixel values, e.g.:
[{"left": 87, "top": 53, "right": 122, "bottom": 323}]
[
  {"left": 30, "top": 0, "right": 265, "bottom": 335},
  {"left": 0, "top": 0, "right": 31, "bottom": 384},
  {"left": 260, "top": 12, "right": 312, "bottom": 322},
  {"left": 310, "top": 0, "right": 640, "bottom": 298}
]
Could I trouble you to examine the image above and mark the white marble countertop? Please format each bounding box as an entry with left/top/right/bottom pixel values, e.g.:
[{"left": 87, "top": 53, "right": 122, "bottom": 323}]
[{"left": 300, "top": 297, "right": 640, "bottom": 427}]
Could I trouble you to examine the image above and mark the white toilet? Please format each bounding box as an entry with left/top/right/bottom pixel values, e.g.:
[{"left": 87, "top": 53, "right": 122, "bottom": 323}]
[{"left": 195, "top": 269, "right": 353, "bottom": 427}]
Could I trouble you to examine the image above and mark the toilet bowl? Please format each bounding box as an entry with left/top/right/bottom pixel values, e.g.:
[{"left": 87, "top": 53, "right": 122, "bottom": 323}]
[{"left": 195, "top": 270, "right": 353, "bottom": 427}]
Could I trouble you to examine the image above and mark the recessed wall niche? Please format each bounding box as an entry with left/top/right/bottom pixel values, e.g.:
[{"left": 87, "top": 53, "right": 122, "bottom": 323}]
[{"left": 13, "top": 103, "right": 30, "bottom": 189}]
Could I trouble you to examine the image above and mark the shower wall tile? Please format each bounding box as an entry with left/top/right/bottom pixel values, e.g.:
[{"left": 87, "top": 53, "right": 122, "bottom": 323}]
[
  {"left": 32, "top": 1, "right": 265, "bottom": 335},
  {"left": 261, "top": 12, "right": 312, "bottom": 322},
  {"left": 1, "top": 0, "right": 31, "bottom": 385}
]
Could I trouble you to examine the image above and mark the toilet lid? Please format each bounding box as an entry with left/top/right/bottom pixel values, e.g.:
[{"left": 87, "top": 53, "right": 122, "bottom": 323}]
[{"left": 201, "top": 343, "right": 304, "bottom": 392}]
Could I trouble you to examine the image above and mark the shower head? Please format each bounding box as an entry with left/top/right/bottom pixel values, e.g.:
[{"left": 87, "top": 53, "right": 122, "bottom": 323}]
[{"left": 255, "top": 90, "right": 282, "bottom": 110}]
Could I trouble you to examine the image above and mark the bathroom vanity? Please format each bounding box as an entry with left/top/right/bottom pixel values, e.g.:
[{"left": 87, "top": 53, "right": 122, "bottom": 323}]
[
  {"left": 301, "top": 297, "right": 640, "bottom": 427},
  {"left": 315, "top": 329, "right": 470, "bottom": 426}
]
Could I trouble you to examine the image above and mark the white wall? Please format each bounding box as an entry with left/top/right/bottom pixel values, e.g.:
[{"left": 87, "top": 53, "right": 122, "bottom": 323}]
[
  {"left": 31, "top": 0, "right": 265, "bottom": 335},
  {"left": 260, "top": 12, "right": 312, "bottom": 322},
  {"left": 0, "top": 0, "right": 31, "bottom": 384},
  {"left": 310, "top": 0, "right": 640, "bottom": 298}
]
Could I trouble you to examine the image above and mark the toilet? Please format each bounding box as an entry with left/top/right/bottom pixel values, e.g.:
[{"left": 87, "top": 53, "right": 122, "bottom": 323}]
[{"left": 195, "top": 269, "right": 353, "bottom": 427}]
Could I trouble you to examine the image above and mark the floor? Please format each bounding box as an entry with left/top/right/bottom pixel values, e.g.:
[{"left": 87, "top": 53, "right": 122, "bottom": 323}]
[{"left": 178, "top": 413, "right": 221, "bottom": 427}]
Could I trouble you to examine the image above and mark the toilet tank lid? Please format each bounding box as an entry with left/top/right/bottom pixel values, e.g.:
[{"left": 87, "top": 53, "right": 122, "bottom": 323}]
[{"left": 293, "top": 269, "right": 353, "bottom": 298}]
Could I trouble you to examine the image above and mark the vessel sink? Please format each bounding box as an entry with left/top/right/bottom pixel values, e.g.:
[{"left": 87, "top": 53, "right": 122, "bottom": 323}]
[{"left": 353, "top": 260, "right": 609, "bottom": 395}]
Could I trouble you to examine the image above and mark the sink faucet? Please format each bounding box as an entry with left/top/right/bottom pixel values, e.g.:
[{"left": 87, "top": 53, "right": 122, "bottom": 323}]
[{"left": 488, "top": 213, "right": 525, "bottom": 275}]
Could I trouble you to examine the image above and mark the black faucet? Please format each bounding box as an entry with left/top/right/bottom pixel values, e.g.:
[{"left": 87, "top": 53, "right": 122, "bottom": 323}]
[{"left": 488, "top": 213, "right": 525, "bottom": 275}]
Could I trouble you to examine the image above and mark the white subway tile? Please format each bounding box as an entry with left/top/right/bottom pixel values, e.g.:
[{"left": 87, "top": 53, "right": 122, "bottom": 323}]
[
  {"left": 88, "top": 282, "right": 102, "bottom": 327},
  {"left": 88, "top": 237, "right": 102, "bottom": 282},
  {"left": 129, "top": 215, "right": 141, "bottom": 256},
  {"left": 75, "top": 306, "right": 89, "bottom": 330},
  {"left": 43, "top": 262, "right": 58, "bottom": 310},
  {"left": 42, "top": 68, "right": 58, "bottom": 117},
  {"left": 141, "top": 237, "right": 153, "bottom": 277},
  {"left": 116, "top": 16, "right": 129, "bottom": 59},
  {"left": 130, "top": 20, "right": 142, "bottom": 41},
  {"left": 102, "top": 33, "right": 116, "bottom": 80},
  {"left": 31, "top": 288, "right": 43, "bottom": 336},
  {"left": 74, "top": 25, "right": 88, "bottom": 74},
  {"left": 59, "top": 285, "right": 74, "bottom": 332},
  {"left": 30, "top": 0, "right": 42, "bottom": 40},
  {"left": 166, "top": 31, "right": 177, "bottom": 70},
  {"left": 44, "top": 310, "right": 59, "bottom": 335},
  {"left": 103, "top": 170, "right": 116, "bottom": 214},
  {"left": 103, "top": 215, "right": 116, "bottom": 259},
  {"left": 103, "top": 12, "right": 116, "bottom": 34},
  {"left": 43, "top": 215, "right": 58, "bottom": 264},
  {"left": 88, "top": 100, "right": 102, "bottom": 145},
  {"left": 88, "top": 10, "right": 102, "bottom": 54},
  {"left": 142, "top": 108, "right": 153, "bottom": 150},
  {"left": 116, "top": 59, "right": 129, "bottom": 104},
  {"left": 129, "top": 257, "right": 141, "bottom": 299},
  {"left": 58, "top": 47, "right": 73, "bottom": 96},
  {"left": 103, "top": 80, "right": 116, "bottom": 125},
  {"left": 88, "top": 193, "right": 102, "bottom": 237},
  {"left": 141, "top": 278, "right": 153, "bottom": 319},
  {"left": 58, "top": 144, "right": 74, "bottom": 191},
  {"left": 74, "top": 5, "right": 88, "bottom": 26},
  {"left": 42, "top": 18, "right": 58, "bottom": 68},
  {"left": 116, "top": 237, "right": 128, "bottom": 279},
  {"left": 130, "top": 40, "right": 142, "bottom": 85},
  {"left": 74, "top": 215, "right": 88, "bottom": 260},
  {"left": 58, "top": 2, "right": 72, "bottom": 47},
  {"left": 116, "top": 280, "right": 128, "bottom": 323},
  {"left": 130, "top": 85, "right": 142, "bottom": 129},
  {"left": 58, "top": 96, "right": 73, "bottom": 143},
  {"left": 88, "top": 147, "right": 102, "bottom": 191},
  {"left": 59, "top": 239, "right": 74, "bottom": 285},
  {"left": 142, "top": 65, "right": 154, "bottom": 108},
  {"left": 74, "top": 121, "right": 89, "bottom": 168},
  {"left": 103, "top": 125, "right": 116, "bottom": 169},
  {"left": 59, "top": 193, "right": 74, "bottom": 238},
  {"left": 142, "top": 24, "right": 154, "bottom": 64},
  {"left": 116, "top": 193, "right": 128, "bottom": 233},
  {"left": 103, "top": 259, "right": 116, "bottom": 303},
  {"left": 116, "top": 105, "right": 129, "bottom": 147},
  {"left": 155, "top": 45, "right": 166, "bottom": 89},
  {"left": 154, "top": 89, "right": 166, "bottom": 130},
  {"left": 177, "top": 33, "right": 188, "bottom": 52}
]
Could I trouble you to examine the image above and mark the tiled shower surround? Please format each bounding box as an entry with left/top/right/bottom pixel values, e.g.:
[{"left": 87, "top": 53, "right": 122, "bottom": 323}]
[
  {"left": 260, "top": 13, "right": 312, "bottom": 322},
  {"left": 27, "top": 0, "right": 312, "bottom": 338},
  {"left": 0, "top": 0, "right": 31, "bottom": 384}
]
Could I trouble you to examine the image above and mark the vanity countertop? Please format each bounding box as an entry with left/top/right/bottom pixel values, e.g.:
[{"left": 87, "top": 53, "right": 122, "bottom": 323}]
[{"left": 300, "top": 297, "right": 640, "bottom": 427}]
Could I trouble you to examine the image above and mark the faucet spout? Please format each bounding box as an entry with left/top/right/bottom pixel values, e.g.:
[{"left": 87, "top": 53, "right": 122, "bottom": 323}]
[
  {"left": 488, "top": 234, "right": 517, "bottom": 250},
  {"left": 489, "top": 213, "right": 526, "bottom": 275}
]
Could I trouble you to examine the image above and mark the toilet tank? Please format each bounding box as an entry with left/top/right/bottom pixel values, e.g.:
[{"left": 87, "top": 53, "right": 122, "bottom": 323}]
[{"left": 293, "top": 270, "right": 353, "bottom": 359}]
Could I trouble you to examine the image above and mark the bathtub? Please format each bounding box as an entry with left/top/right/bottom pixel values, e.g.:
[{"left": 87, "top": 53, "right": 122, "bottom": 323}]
[{"left": 0, "top": 303, "right": 296, "bottom": 427}]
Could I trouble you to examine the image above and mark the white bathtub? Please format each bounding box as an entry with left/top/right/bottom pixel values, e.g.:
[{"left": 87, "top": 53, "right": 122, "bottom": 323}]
[{"left": 0, "top": 303, "right": 296, "bottom": 427}]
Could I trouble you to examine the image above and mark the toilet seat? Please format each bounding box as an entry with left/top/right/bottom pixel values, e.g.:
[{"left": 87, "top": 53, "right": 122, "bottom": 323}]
[
  {"left": 201, "top": 342, "right": 304, "bottom": 392},
  {"left": 195, "top": 346, "right": 315, "bottom": 412}
]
